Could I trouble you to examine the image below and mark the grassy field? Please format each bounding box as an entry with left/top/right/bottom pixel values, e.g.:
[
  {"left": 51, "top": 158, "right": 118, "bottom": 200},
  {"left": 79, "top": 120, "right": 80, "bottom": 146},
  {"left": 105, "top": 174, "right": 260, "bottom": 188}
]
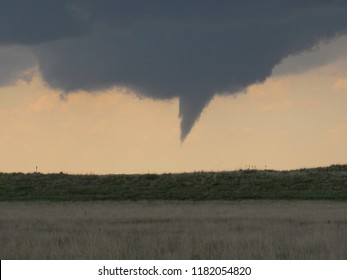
[
  {"left": 1, "top": 165, "right": 347, "bottom": 201},
  {"left": 1, "top": 166, "right": 346, "bottom": 259},
  {"left": 1, "top": 200, "right": 346, "bottom": 259}
]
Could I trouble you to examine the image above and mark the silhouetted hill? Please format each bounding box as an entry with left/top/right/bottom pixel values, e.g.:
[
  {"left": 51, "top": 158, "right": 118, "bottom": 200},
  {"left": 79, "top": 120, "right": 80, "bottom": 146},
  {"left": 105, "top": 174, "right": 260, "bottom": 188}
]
[{"left": 1, "top": 165, "right": 346, "bottom": 201}]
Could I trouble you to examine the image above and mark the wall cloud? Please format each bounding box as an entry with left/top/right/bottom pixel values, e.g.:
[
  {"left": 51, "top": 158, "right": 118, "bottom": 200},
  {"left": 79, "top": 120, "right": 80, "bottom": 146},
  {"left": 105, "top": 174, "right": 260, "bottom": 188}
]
[{"left": 1, "top": 0, "right": 347, "bottom": 141}]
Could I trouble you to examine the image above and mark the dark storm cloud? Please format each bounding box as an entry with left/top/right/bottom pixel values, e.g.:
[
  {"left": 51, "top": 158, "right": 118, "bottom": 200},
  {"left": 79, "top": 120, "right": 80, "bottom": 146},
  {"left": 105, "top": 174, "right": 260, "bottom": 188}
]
[
  {"left": 0, "top": 0, "right": 90, "bottom": 45},
  {"left": 1, "top": 0, "right": 347, "bottom": 141}
]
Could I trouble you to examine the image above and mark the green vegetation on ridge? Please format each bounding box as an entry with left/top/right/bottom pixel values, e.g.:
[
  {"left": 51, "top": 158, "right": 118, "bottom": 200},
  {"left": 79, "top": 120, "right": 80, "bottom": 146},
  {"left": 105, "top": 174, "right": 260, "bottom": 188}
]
[{"left": 0, "top": 165, "right": 347, "bottom": 201}]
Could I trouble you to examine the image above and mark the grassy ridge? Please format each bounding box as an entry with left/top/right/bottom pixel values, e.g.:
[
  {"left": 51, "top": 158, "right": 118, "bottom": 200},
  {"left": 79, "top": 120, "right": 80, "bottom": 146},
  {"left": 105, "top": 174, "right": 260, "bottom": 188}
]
[{"left": 0, "top": 165, "right": 347, "bottom": 201}]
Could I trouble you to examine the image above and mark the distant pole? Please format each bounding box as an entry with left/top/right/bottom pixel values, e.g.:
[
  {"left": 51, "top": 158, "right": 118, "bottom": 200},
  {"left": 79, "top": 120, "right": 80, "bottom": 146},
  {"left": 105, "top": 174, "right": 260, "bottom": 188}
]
[{"left": 36, "top": 166, "right": 38, "bottom": 172}]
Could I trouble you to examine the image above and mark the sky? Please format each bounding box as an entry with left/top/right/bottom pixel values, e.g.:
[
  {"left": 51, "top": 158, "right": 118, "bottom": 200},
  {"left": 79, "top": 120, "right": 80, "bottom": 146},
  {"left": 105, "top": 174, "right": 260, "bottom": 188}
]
[{"left": 1, "top": 0, "right": 347, "bottom": 174}]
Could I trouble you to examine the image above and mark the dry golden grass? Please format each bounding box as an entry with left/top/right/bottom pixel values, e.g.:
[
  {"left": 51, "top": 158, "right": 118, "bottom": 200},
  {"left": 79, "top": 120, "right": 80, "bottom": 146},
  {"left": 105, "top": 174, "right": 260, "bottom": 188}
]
[{"left": 0, "top": 201, "right": 346, "bottom": 259}]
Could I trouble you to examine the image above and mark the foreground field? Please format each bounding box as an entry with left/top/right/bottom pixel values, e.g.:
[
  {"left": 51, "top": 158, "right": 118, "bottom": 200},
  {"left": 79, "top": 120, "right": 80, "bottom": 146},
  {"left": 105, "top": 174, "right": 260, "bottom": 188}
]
[{"left": 0, "top": 201, "right": 346, "bottom": 259}]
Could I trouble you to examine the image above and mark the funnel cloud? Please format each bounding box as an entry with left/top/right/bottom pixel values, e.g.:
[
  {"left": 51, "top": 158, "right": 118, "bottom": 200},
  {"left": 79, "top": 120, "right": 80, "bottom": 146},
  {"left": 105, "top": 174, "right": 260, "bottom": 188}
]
[{"left": 1, "top": 0, "right": 347, "bottom": 140}]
